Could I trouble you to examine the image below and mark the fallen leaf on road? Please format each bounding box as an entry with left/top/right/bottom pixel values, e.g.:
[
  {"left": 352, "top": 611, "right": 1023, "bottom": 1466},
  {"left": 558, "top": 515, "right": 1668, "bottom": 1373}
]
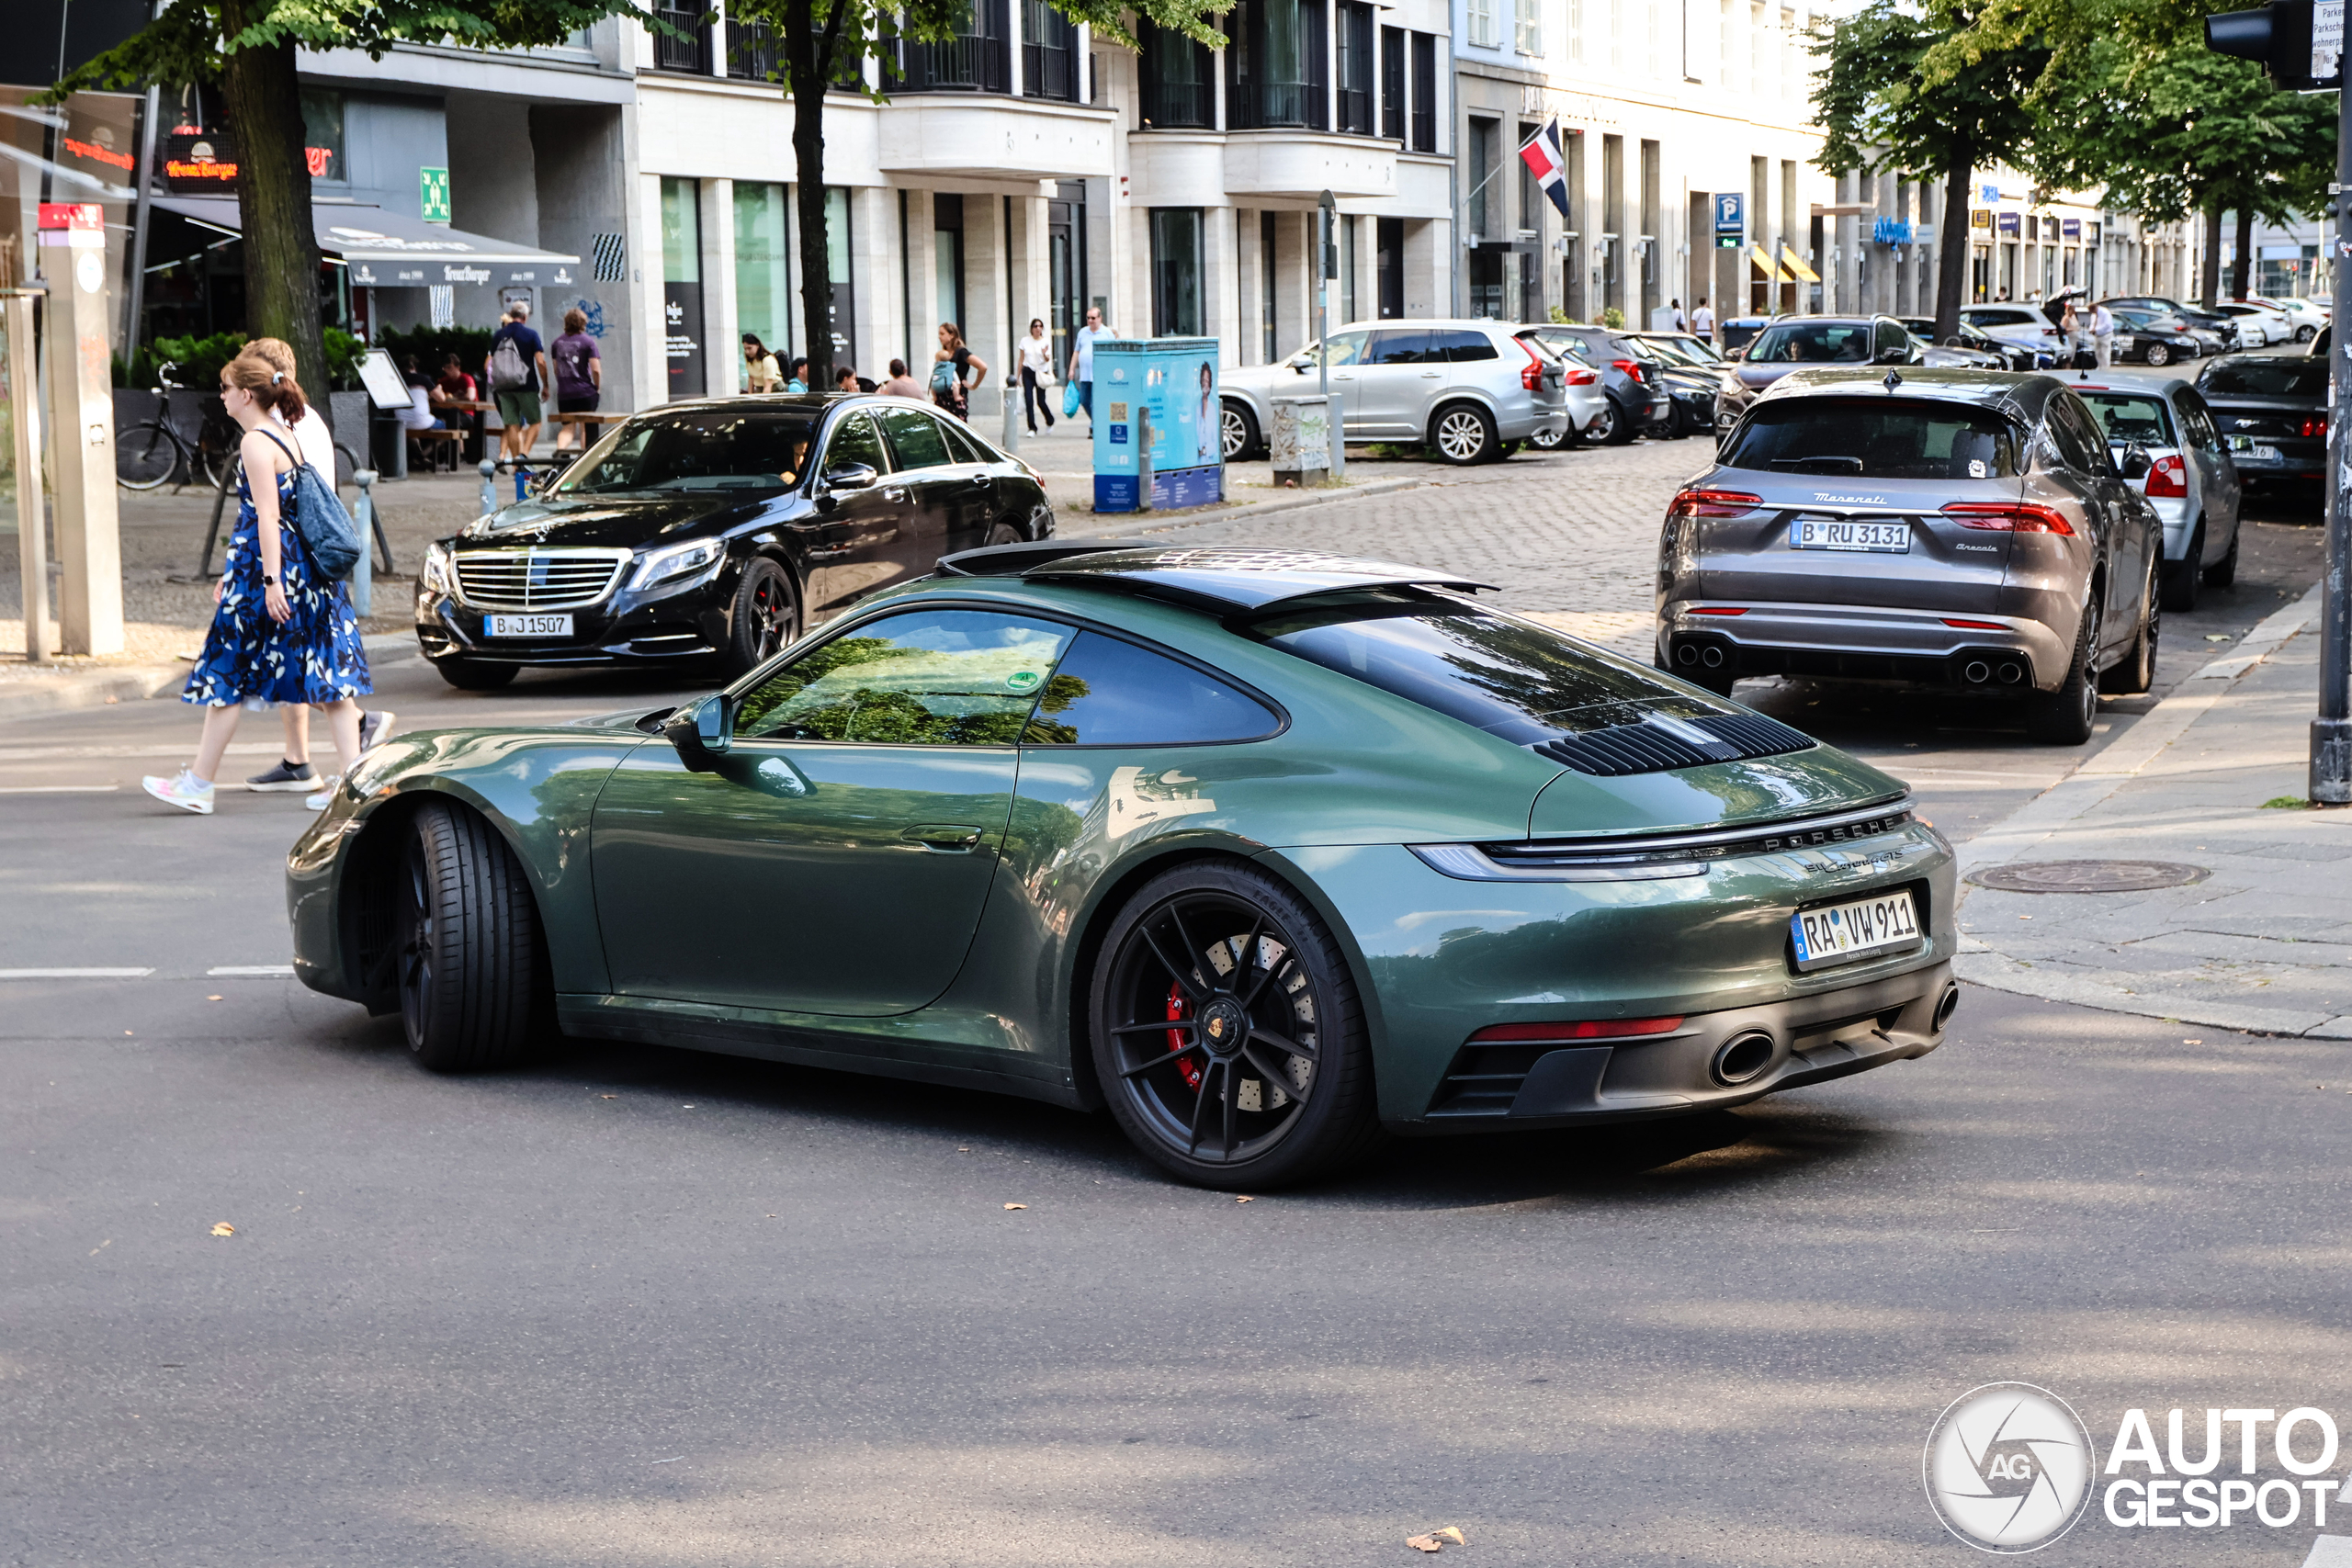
[
  {"left": 599, "top": 1093, "right": 617, "bottom": 1100},
  {"left": 209, "top": 1223, "right": 234, "bottom": 1237},
  {"left": 1235, "top": 1195, "right": 1255, "bottom": 1203},
  {"left": 1406, "top": 1535, "right": 1442, "bottom": 1553},
  {"left": 1436, "top": 1528, "right": 1466, "bottom": 1544},
  {"left": 1003, "top": 1202, "right": 1027, "bottom": 1211},
  {"left": 206, "top": 995, "right": 221, "bottom": 1001},
  {"left": 104, "top": 695, "right": 119, "bottom": 705}
]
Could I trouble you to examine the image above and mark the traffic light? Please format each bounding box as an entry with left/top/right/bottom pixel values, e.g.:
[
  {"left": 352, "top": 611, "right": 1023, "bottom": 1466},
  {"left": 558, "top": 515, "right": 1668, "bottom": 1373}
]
[{"left": 2205, "top": 0, "right": 2342, "bottom": 89}]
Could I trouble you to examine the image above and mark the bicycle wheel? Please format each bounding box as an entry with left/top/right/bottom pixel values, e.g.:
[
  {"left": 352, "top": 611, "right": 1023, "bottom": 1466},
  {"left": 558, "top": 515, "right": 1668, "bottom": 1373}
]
[
  {"left": 198, "top": 445, "right": 238, "bottom": 493},
  {"left": 116, "top": 421, "right": 182, "bottom": 491}
]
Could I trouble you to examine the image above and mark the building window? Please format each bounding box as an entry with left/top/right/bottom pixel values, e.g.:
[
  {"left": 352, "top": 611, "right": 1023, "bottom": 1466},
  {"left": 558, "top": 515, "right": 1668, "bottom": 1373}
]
[
  {"left": 1339, "top": 3, "right": 1374, "bottom": 134},
  {"left": 1151, "top": 208, "right": 1204, "bottom": 336},
  {"left": 1227, "top": 0, "right": 1327, "bottom": 130},
  {"left": 889, "top": 0, "right": 1011, "bottom": 94},
  {"left": 1261, "top": 210, "right": 1279, "bottom": 360},
  {"left": 661, "top": 176, "right": 705, "bottom": 396},
  {"left": 1608, "top": 0, "right": 1623, "bottom": 69},
  {"left": 1719, "top": 0, "right": 1734, "bottom": 86},
  {"left": 726, "top": 15, "right": 777, "bottom": 79},
  {"left": 1647, "top": 0, "right": 1666, "bottom": 76},
  {"left": 1409, "top": 32, "right": 1437, "bottom": 151},
  {"left": 1023, "top": 0, "right": 1080, "bottom": 100},
  {"left": 1566, "top": 0, "right": 1584, "bottom": 63},
  {"left": 734, "top": 182, "right": 790, "bottom": 373},
  {"left": 1468, "top": 117, "right": 1498, "bottom": 239},
  {"left": 1467, "top": 0, "right": 1498, "bottom": 50},
  {"left": 933, "top": 193, "right": 966, "bottom": 338},
  {"left": 1381, "top": 26, "right": 1406, "bottom": 139},
  {"left": 1341, "top": 214, "right": 1359, "bottom": 322},
  {"left": 1141, "top": 22, "right": 1215, "bottom": 127},
  {"left": 652, "top": 4, "right": 707, "bottom": 72},
  {"left": 1516, "top": 0, "right": 1543, "bottom": 54}
]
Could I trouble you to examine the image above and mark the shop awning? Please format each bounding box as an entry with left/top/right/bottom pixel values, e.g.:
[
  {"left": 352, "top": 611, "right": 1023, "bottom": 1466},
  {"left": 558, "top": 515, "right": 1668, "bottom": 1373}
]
[
  {"left": 1780, "top": 244, "right": 1820, "bottom": 284},
  {"left": 151, "top": 196, "right": 580, "bottom": 288},
  {"left": 1747, "top": 243, "right": 1785, "bottom": 283}
]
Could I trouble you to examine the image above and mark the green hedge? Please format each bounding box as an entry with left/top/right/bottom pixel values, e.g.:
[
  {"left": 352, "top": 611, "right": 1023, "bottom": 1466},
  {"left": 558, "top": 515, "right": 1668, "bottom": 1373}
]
[{"left": 116, "top": 327, "right": 368, "bottom": 391}]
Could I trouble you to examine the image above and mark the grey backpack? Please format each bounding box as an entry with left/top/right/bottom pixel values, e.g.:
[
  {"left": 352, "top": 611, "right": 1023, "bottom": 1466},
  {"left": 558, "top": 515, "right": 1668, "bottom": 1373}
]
[{"left": 491, "top": 333, "right": 531, "bottom": 391}]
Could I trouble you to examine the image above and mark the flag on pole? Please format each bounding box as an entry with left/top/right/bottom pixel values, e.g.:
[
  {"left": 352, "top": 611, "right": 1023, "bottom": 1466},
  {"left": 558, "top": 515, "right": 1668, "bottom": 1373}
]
[{"left": 1518, "top": 118, "right": 1572, "bottom": 220}]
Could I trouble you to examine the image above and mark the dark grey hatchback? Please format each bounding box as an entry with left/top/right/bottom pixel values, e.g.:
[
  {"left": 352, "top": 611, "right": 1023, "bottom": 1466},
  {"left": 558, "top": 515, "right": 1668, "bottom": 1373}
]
[{"left": 1656, "top": 367, "right": 2163, "bottom": 744}]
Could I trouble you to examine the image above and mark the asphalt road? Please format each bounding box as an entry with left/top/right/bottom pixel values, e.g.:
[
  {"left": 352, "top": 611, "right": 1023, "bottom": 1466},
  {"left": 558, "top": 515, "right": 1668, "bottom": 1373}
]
[{"left": 5, "top": 429, "right": 2346, "bottom": 1566}]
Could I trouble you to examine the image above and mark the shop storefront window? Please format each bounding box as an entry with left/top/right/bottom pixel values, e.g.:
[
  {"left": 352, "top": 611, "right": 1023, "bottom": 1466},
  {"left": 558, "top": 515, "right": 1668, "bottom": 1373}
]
[
  {"left": 828, "top": 186, "right": 856, "bottom": 370},
  {"left": 300, "top": 90, "right": 343, "bottom": 182},
  {"left": 1151, "top": 208, "right": 1204, "bottom": 335},
  {"left": 662, "top": 176, "right": 705, "bottom": 396},
  {"left": 735, "top": 183, "right": 789, "bottom": 378}
]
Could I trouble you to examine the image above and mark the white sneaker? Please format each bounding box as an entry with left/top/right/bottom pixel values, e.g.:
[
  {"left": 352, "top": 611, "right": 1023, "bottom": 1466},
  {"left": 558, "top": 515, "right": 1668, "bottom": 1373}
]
[
  {"left": 142, "top": 769, "right": 216, "bottom": 815},
  {"left": 359, "top": 710, "right": 396, "bottom": 750},
  {"left": 304, "top": 775, "right": 344, "bottom": 812}
]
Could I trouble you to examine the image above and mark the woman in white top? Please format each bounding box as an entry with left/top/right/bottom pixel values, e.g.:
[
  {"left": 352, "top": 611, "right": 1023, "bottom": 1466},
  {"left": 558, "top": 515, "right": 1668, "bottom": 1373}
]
[{"left": 1017, "top": 317, "right": 1056, "bottom": 435}]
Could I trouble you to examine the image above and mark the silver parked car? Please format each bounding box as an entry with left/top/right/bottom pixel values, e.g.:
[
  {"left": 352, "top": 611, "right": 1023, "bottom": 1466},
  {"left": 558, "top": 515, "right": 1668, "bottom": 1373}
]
[
  {"left": 2070, "top": 371, "right": 2242, "bottom": 611},
  {"left": 1657, "top": 367, "right": 2164, "bottom": 745},
  {"left": 1220, "top": 319, "right": 1572, "bottom": 466}
]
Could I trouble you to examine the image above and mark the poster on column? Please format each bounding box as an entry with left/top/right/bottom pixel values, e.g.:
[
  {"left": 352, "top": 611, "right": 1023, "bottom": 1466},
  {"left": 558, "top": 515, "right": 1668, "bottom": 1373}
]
[
  {"left": 665, "top": 282, "right": 705, "bottom": 396},
  {"left": 1091, "top": 337, "right": 1224, "bottom": 513}
]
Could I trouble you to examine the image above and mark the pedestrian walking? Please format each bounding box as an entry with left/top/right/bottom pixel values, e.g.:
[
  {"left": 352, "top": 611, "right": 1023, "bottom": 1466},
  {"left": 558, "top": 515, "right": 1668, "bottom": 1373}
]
[
  {"left": 142, "top": 356, "right": 371, "bottom": 817},
  {"left": 931, "top": 322, "right": 986, "bottom": 422},
  {"left": 1067, "top": 305, "right": 1109, "bottom": 420},
  {"left": 1017, "top": 318, "right": 1057, "bottom": 434},
  {"left": 485, "top": 302, "right": 548, "bottom": 463},
  {"left": 1691, "top": 298, "right": 1713, "bottom": 344},
  {"left": 550, "top": 309, "right": 602, "bottom": 453},
  {"left": 229, "top": 338, "right": 393, "bottom": 798},
  {"left": 876, "top": 358, "right": 923, "bottom": 399},
  {"left": 1668, "top": 298, "right": 1687, "bottom": 333},
  {"left": 743, "top": 334, "right": 783, "bottom": 392},
  {"left": 2092, "top": 299, "right": 2116, "bottom": 368}
]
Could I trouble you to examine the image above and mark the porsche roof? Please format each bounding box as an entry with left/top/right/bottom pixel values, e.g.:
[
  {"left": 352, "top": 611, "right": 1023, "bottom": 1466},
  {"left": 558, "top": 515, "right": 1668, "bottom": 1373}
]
[{"left": 933, "top": 542, "right": 1494, "bottom": 612}]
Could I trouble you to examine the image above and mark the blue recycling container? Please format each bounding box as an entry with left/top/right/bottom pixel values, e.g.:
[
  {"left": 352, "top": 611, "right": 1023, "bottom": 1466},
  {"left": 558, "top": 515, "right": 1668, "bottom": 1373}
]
[{"left": 1091, "top": 336, "right": 1225, "bottom": 513}]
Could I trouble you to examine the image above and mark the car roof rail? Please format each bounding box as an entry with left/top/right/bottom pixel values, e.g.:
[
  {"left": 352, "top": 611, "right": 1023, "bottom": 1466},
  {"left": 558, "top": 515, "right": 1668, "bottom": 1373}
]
[{"left": 934, "top": 538, "right": 1135, "bottom": 577}]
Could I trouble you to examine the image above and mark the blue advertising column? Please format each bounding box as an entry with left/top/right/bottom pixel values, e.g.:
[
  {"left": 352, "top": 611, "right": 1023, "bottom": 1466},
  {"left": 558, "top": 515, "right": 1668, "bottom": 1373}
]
[{"left": 1092, "top": 336, "right": 1225, "bottom": 512}]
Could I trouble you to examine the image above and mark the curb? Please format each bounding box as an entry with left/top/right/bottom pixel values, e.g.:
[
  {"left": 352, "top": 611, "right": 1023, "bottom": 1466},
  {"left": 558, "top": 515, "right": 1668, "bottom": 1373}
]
[
  {"left": 0, "top": 662, "right": 187, "bottom": 721},
  {"left": 1072, "top": 475, "right": 1433, "bottom": 541},
  {"left": 1953, "top": 581, "right": 2345, "bottom": 1035}
]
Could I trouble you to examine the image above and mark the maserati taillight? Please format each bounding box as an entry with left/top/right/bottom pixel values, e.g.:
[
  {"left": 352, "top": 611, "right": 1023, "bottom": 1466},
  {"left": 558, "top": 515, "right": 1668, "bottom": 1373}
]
[
  {"left": 1668, "top": 488, "right": 1764, "bottom": 519},
  {"left": 1943, "top": 501, "right": 2076, "bottom": 536}
]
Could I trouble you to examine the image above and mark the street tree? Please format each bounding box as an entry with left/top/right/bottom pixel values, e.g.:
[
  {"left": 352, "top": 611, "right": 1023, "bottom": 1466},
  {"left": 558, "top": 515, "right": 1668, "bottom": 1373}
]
[
  {"left": 732, "top": 0, "right": 1227, "bottom": 394},
  {"left": 1812, "top": 0, "right": 2049, "bottom": 339},
  {"left": 53, "top": 1, "right": 654, "bottom": 430}
]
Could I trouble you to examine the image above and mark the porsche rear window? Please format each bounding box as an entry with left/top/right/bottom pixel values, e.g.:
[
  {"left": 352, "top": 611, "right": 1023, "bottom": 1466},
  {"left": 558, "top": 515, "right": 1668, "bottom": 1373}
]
[
  {"left": 1246, "top": 594, "right": 1707, "bottom": 745},
  {"left": 1720, "top": 399, "right": 2022, "bottom": 479}
]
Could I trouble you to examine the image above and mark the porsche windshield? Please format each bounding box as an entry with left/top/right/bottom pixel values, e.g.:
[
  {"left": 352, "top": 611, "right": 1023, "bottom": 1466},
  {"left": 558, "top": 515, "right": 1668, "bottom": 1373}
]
[
  {"left": 1721, "top": 398, "right": 2023, "bottom": 479},
  {"left": 558, "top": 412, "right": 820, "bottom": 493}
]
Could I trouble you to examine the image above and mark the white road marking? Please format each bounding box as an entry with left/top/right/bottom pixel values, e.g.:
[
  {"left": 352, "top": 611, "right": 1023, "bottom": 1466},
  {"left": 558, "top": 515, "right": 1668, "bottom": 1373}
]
[
  {"left": 0, "top": 784, "right": 120, "bottom": 793},
  {"left": 0, "top": 967, "right": 156, "bottom": 978},
  {"left": 0, "top": 744, "right": 283, "bottom": 761},
  {"left": 207, "top": 965, "right": 296, "bottom": 977}
]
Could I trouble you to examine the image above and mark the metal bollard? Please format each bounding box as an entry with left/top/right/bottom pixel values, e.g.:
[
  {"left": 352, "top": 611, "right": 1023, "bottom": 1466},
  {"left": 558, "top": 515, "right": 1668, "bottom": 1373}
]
[
  {"left": 1136, "top": 405, "right": 1154, "bottom": 512},
  {"left": 350, "top": 469, "right": 377, "bottom": 617},
  {"left": 1001, "top": 374, "right": 1021, "bottom": 454},
  {"left": 479, "top": 458, "right": 498, "bottom": 516}
]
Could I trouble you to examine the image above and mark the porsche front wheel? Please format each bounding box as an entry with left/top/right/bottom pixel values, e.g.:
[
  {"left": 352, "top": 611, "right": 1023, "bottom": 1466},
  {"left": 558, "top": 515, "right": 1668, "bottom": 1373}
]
[
  {"left": 1090, "top": 863, "right": 1380, "bottom": 1189},
  {"left": 396, "top": 801, "right": 542, "bottom": 1072}
]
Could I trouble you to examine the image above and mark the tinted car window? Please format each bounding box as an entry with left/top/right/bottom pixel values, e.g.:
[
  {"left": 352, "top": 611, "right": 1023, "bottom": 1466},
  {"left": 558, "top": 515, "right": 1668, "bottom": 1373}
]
[
  {"left": 2201, "top": 358, "right": 2330, "bottom": 398},
  {"left": 1746, "top": 321, "right": 1872, "bottom": 365},
  {"left": 2043, "top": 396, "right": 2110, "bottom": 474},
  {"left": 1432, "top": 328, "right": 1499, "bottom": 362},
  {"left": 1720, "top": 398, "right": 2022, "bottom": 479},
  {"left": 1875, "top": 320, "right": 1910, "bottom": 357},
  {"left": 876, "top": 406, "right": 955, "bottom": 469},
  {"left": 1246, "top": 593, "right": 1706, "bottom": 744},
  {"left": 1966, "top": 310, "right": 2036, "bottom": 327},
  {"left": 2080, "top": 393, "right": 2176, "bottom": 446},
  {"left": 2176, "top": 391, "right": 2223, "bottom": 452},
  {"left": 820, "top": 412, "right": 889, "bottom": 477},
  {"left": 559, "top": 412, "right": 818, "bottom": 493},
  {"left": 1368, "top": 328, "right": 1435, "bottom": 365},
  {"left": 1021, "top": 631, "right": 1279, "bottom": 746},
  {"left": 938, "top": 418, "right": 988, "bottom": 464},
  {"left": 1302, "top": 331, "right": 1371, "bottom": 368},
  {"left": 735, "top": 609, "right": 1075, "bottom": 745}
]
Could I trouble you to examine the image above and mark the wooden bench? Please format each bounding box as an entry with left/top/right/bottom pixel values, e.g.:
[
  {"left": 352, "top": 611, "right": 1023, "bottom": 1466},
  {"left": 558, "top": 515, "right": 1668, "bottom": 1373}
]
[{"left": 408, "top": 427, "right": 465, "bottom": 473}]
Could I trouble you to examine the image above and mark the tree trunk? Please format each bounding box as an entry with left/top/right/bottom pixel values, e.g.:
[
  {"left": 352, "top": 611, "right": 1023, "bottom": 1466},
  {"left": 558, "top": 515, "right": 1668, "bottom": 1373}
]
[
  {"left": 218, "top": 0, "right": 330, "bottom": 434},
  {"left": 782, "top": 5, "right": 836, "bottom": 392},
  {"left": 2231, "top": 205, "right": 2254, "bottom": 302},
  {"left": 1935, "top": 155, "right": 1971, "bottom": 340},
  {"left": 2199, "top": 195, "right": 2223, "bottom": 309}
]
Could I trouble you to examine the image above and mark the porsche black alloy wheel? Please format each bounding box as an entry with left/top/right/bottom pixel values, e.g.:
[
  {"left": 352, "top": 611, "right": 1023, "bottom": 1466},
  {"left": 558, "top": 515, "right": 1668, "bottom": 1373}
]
[
  {"left": 724, "top": 558, "right": 799, "bottom": 676},
  {"left": 1091, "top": 864, "right": 1379, "bottom": 1188},
  {"left": 396, "top": 801, "right": 541, "bottom": 1071}
]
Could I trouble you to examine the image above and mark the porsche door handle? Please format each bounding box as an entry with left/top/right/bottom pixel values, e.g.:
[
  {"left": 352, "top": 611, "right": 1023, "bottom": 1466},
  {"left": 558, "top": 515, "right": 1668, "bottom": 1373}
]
[{"left": 902, "top": 823, "right": 985, "bottom": 851}]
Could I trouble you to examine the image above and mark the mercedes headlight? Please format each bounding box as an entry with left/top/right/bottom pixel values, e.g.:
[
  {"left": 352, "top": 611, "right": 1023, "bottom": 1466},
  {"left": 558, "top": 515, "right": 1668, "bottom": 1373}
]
[
  {"left": 421, "top": 540, "right": 454, "bottom": 595},
  {"left": 632, "top": 538, "right": 725, "bottom": 591}
]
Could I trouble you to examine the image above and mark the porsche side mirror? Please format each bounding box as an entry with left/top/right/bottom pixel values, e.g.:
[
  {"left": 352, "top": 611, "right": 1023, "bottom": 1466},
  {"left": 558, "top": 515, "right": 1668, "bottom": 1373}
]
[
  {"left": 663, "top": 693, "right": 733, "bottom": 773},
  {"left": 2120, "top": 443, "right": 2153, "bottom": 479}
]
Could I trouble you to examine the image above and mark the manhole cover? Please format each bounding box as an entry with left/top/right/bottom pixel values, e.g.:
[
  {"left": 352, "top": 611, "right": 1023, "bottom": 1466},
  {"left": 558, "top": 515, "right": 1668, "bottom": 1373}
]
[{"left": 1967, "top": 860, "right": 2210, "bottom": 894}]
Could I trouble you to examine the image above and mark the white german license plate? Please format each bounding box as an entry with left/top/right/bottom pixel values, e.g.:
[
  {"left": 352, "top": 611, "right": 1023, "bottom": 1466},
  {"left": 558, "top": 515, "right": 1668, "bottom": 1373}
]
[
  {"left": 485, "top": 613, "right": 571, "bottom": 637},
  {"left": 1792, "top": 517, "right": 1910, "bottom": 553},
  {"left": 1791, "top": 888, "right": 1922, "bottom": 969},
  {"left": 2227, "top": 436, "right": 2283, "bottom": 463}
]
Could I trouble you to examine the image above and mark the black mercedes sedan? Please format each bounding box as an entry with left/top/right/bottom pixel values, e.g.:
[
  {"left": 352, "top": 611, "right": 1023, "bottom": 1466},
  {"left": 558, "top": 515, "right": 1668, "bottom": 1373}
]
[
  {"left": 414, "top": 395, "right": 1055, "bottom": 687},
  {"left": 2194, "top": 354, "right": 2328, "bottom": 487}
]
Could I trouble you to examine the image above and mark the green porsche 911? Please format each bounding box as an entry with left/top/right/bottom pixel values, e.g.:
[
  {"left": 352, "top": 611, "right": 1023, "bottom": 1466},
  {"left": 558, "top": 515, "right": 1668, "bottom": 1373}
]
[{"left": 289, "top": 544, "right": 1957, "bottom": 1188}]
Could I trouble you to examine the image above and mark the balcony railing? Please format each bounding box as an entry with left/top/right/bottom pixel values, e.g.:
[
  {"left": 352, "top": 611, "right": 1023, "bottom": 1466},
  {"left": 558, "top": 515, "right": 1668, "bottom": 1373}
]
[
  {"left": 725, "top": 17, "right": 776, "bottom": 80},
  {"left": 1023, "top": 0, "right": 1080, "bottom": 100},
  {"left": 1140, "top": 26, "right": 1215, "bottom": 127},
  {"left": 651, "top": 6, "right": 707, "bottom": 73},
  {"left": 889, "top": 0, "right": 1012, "bottom": 93}
]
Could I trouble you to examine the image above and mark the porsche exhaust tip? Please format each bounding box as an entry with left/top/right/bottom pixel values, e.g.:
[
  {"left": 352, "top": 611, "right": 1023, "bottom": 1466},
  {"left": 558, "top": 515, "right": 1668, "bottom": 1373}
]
[
  {"left": 1933, "top": 984, "right": 1961, "bottom": 1032},
  {"left": 1711, "top": 1031, "right": 1776, "bottom": 1087}
]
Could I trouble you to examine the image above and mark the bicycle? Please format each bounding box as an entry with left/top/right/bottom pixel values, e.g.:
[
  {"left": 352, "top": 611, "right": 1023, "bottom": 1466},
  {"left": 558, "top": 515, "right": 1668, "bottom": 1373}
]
[{"left": 115, "top": 362, "right": 240, "bottom": 492}]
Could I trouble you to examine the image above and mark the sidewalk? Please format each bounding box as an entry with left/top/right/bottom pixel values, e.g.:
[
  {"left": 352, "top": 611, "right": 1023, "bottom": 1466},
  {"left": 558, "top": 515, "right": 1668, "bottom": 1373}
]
[{"left": 1954, "top": 583, "right": 2352, "bottom": 1038}]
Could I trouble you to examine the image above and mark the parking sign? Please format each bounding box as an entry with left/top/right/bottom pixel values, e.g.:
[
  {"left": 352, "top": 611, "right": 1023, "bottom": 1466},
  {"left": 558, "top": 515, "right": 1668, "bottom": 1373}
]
[{"left": 1714, "top": 192, "right": 1744, "bottom": 248}]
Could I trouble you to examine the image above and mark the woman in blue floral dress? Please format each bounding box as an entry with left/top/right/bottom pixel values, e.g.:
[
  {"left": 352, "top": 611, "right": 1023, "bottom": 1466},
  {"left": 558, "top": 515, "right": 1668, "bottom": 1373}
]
[{"left": 142, "top": 357, "right": 371, "bottom": 816}]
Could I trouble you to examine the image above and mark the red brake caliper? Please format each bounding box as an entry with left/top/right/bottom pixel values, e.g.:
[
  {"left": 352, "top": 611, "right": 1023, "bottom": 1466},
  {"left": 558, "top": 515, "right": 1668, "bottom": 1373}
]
[{"left": 1166, "top": 982, "right": 1203, "bottom": 1090}]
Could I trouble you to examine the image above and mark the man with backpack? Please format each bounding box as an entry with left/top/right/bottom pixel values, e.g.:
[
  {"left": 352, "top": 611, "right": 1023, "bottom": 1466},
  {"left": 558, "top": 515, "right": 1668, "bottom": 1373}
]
[{"left": 484, "top": 302, "right": 549, "bottom": 464}]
